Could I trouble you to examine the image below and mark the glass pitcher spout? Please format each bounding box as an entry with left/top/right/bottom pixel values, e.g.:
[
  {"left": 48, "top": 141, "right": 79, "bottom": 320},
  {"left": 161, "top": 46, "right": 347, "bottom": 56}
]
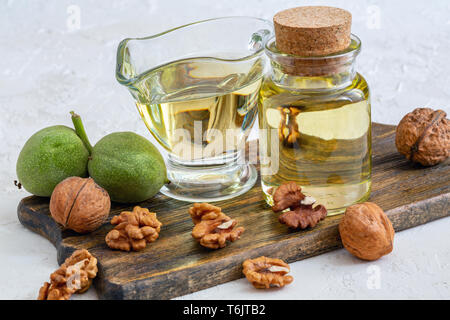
[{"left": 116, "top": 17, "right": 273, "bottom": 87}]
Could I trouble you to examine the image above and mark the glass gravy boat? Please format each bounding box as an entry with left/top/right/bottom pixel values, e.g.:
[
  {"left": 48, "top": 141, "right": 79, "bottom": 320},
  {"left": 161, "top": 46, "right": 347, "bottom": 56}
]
[{"left": 116, "top": 17, "right": 273, "bottom": 202}]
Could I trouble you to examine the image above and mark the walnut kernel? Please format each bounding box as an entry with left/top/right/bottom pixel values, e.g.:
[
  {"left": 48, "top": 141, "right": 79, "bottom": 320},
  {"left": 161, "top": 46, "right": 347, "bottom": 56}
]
[
  {"left": 278, "top": 203, "right": 327, "bottom": 229},
  {"left": 190, "top": 203, "right": 244, "bottom": 249},
  {"left": 278, "top": 107, "right": 301, "bottom": 147},
  {"left": 272, "top": 181, "right": 305, "bottom": 212},
  {"left": 272, "top": 182, "right": 327, "bottom": 229},
  {"left": 105, "top": 206, "right": 162, "bottom": 251},
  {"left": 242, "top": 256, "right": 293, "bottom": 289},
  {"left": 37, "top": 249, "right": 98, "bottom": 300}
]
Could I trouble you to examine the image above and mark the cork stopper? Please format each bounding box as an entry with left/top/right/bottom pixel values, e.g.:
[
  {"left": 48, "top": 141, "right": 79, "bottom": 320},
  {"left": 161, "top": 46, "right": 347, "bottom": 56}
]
[{"left": 274, "top": 6, "right": 352, "bottom": 56}]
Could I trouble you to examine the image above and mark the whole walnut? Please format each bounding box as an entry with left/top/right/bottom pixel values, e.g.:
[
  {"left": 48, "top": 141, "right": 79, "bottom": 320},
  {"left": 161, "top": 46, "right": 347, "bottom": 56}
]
[
  {"left": 339, "top": 202, "right": 394, "bottom": 261},
  {"left": 396, "top": 108, "right": 449, "bottom": 166},
  {"left": 50, "top": 177, "right": 110, "bottom": 233}
]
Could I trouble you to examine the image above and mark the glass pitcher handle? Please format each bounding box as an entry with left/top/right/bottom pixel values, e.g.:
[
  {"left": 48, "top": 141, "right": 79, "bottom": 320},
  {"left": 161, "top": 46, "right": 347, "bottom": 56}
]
[{"left": 248, "top": 29, "right": 272, "bottom": 52}]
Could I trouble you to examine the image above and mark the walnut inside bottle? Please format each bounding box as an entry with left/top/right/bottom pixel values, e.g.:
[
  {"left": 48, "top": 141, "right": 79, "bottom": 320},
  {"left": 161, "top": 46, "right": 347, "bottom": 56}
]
[{"left": 278, "top": 106, "right": 301, "bottom": 147}]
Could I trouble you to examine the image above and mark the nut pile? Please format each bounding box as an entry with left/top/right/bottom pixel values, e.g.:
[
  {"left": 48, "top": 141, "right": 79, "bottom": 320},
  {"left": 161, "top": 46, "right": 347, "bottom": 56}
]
[
  {"left": 33, "top": 105, "right": 450, "bottom": 297},
  {"left": 38, "top": 249, "right": 98, "bottom": 300},
  {"left": 189, "top": 203, "right": 245, "bottom": 249},
  {"left": 272, "top": 182, "right": 327, "bottom": 229},
  {"left": 105, "top": 206, "right": 162, "bottom": 251}
]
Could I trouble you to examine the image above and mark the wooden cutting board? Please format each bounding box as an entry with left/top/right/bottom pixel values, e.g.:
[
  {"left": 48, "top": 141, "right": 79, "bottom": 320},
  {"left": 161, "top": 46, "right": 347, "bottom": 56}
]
[{"left": 17, "top": 123, "right": 449, "bottom": 300}]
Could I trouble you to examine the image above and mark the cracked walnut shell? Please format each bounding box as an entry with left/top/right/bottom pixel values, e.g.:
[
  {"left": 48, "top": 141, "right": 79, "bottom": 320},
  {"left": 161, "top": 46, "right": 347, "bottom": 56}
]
[
  {"left": 38, "top": 249, "right": 98, "bottom": 300},
  {"left": 339, "top": 202, "right": 394, "bottom": 261},
  {"left": 105, "top": 206, "right": 162, "bottom": 251},
  {"left": 396, "top": 108, "right": 449, "bottom": 166},
  {"left": 190, "top": 203, "right": 244, "bottom": 249},
  {"left": 242, "top": 256, "right": 293, "bottom": 289}
]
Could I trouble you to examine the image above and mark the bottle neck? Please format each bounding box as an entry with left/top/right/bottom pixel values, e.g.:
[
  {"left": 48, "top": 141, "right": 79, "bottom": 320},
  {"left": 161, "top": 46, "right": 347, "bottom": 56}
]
[
  {"left": 269, "top": 59, "right": 357, "bottom": 91},
  {"left": 265, "top": 35, "right": 361, "bottom": 91}
]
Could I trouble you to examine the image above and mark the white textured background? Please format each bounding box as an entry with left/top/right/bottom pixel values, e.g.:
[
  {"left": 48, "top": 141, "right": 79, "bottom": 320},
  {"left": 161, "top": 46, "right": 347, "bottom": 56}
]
[{"left": 0, "top": 0, "right": 449, "bottom": 299}]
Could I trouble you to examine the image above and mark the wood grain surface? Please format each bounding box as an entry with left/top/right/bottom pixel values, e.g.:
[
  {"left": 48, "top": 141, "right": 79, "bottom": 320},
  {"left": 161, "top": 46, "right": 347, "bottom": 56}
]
[{"left": 17, "top": 123, "right": 450, "bottom": 300}]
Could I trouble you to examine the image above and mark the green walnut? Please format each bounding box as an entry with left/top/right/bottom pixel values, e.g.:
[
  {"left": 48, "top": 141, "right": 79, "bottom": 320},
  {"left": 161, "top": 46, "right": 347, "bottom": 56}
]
[
  {"left": 69, "top": 112, "right": 168, "bottom": 203},
  {"left": 88, "top": 132, "right": 168, "bottom": 203},
  {"left": 16, "top": 125, "right": 89, "bottom": 197}
]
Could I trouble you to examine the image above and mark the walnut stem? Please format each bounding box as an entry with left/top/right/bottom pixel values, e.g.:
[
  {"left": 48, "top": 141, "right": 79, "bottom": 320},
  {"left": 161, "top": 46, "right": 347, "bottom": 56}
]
[
  {"left": 410, "top": 110, "right": 446, "bottom": 160},
  {"left": 70, "top": 111, "right": 93, "bottom": 155}
]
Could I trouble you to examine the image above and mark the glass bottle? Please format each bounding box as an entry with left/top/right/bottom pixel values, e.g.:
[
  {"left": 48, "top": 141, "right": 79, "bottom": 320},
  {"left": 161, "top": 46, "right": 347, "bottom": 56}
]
[{"left": 259, "top": 19, "right": 371, "bottom": 215}]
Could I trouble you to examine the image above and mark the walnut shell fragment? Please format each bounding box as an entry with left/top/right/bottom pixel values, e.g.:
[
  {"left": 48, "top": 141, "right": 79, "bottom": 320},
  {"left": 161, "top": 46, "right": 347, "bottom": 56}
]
[
  {"left": 190, "top": 203, "right": 244, "bottom": 249},
  {"left": 242, "top": 256, "right": 293, "bottom": 289},
  {"left": 396, "top": 108, "right": 449, "bottom": 166},
  {"left": 38, "top": 249, "right": 98, "bottom": 300},
  {"left": 339, "top": 202, "right": 395, "bottom": 261},
  {"left": 272, "top": 182, "right": 327, "bottom": 229},
  {"left": 105, "top": 206, "right": 162, "bottom": 251}
]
